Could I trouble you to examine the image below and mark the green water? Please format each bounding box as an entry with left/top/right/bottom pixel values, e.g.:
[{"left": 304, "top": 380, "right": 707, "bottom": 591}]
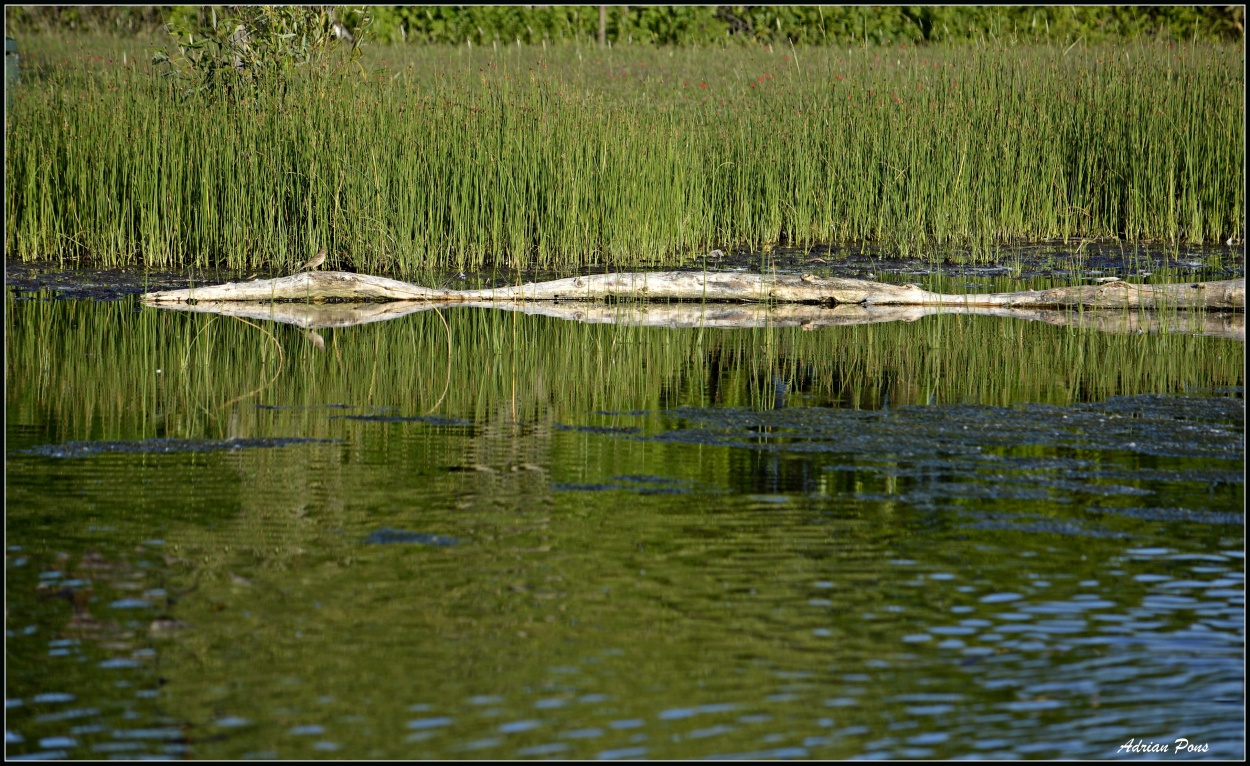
[{"left": 5, "top": 291, "right": 1244, "bottom": 759}]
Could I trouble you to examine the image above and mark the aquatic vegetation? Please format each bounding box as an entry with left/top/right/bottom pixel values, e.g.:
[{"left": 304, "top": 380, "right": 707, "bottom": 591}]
[
  {"left": 4, "top": 39, "right": 1245, "bottom": 271},
  {"left": 20, "top": 436, "right": 339, "bottom": 458}
]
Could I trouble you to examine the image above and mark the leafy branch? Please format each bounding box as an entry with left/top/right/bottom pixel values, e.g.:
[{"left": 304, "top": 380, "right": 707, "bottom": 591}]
[{"left": 152, "top": 6, "right": 371, "bottom": 101}]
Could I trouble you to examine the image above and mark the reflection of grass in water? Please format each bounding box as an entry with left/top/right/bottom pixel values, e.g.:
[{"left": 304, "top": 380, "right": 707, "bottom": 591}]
[
  {"left": 5, "top": 296, "right": 1243, "bottom": 445},
  {"left": 5, "top": 38, "right": 1243, "bottom": 271},
  {"left": 6, "top": 295, "right": 1243, "bottom": 752}
]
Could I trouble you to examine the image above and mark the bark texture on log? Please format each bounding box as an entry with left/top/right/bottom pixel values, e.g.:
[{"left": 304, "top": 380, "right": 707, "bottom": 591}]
[{"left": 141, "top": 271, "right": 1246, "bottom": 311}]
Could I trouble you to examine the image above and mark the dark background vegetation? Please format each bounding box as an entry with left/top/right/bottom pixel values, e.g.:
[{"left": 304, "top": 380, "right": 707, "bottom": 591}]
[{"left": 6, "top": 5, "right": 1246, "bottom": 46}]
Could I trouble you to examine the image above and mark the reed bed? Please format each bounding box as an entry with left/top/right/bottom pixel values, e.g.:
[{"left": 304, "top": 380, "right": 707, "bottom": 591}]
[{"left": 5, "top": 38, "right": 1244, "bottom": 273}]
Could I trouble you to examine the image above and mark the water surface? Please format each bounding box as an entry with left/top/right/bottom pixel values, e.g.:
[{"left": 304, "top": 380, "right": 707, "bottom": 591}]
[{"left": 5, "top": 281, "right": 1244, "bottom": 759}]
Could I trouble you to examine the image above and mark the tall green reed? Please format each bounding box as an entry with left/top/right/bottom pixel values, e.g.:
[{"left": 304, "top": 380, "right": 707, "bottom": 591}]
[{"left": 5, "top": 39, "right": 1244, "bottom": 273}]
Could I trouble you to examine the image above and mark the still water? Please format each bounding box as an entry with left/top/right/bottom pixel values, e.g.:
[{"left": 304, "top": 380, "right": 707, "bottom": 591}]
[{"left": 5, "top": 286, "right": 1244, "bottom": 759}]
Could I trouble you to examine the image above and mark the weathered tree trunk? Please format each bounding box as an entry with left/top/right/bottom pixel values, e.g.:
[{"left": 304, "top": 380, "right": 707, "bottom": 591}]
[{"left": 142, "top": 271, "right": 1246, "bottom": 311}]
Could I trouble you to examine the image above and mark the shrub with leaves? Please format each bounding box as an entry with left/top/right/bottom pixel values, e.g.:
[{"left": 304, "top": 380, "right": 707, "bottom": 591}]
[{"left": 151, "top": 6, "right": 370, "bottom": 100}]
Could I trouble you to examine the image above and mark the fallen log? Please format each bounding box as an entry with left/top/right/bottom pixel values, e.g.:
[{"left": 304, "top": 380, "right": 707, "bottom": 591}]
[
  {"left": 144, "top": 296, "right": 1246, "bottom": 341},
  {"left": 141, "top": 271, "right": 1245, "bottom": 311}
]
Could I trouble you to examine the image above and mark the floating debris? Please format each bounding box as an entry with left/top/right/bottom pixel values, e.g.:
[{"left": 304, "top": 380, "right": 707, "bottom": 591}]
[
  {"left": 957, "top": 513, "right": 1131, "bottom": 539},
  {"left": 20, "top": 437, "right": 339, "bottom": 459},
  {"left": 336, "top": 414, "right": 472, "bottom": 427},
  {"left": 554, "top": 424, "right": 642, "bottom": 435},
  {"left": 553, "top": 474, "right": 707, "bottom": 496},
  {"left": 255, "top": 403, "right": 356, "bottom": 410},
  {"left": 549, "top": 393, "right": 1247, "bottom": 514},
  {"left": 149, "top": 617, "right": 190, "bottom": 636},
  {"left": 644, "top": 394, "right": 1243, "bottom": 461},
  {"left": 1085, "top": 506, "right": 1244, "bottom": 526}
]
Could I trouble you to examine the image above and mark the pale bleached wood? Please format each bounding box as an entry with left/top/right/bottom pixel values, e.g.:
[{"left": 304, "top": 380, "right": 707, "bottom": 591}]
[
  {"left": 143, "top": 296, "right": 1246, "bottom": 340},
  {"left": 141, "top": 271, "right": 1245, "bottom": 311}
]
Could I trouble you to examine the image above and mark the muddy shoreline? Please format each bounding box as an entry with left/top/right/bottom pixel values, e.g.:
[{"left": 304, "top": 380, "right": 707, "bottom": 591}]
[{"left": 5, "top": 242, "right": 1244, "bottom": 302}]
